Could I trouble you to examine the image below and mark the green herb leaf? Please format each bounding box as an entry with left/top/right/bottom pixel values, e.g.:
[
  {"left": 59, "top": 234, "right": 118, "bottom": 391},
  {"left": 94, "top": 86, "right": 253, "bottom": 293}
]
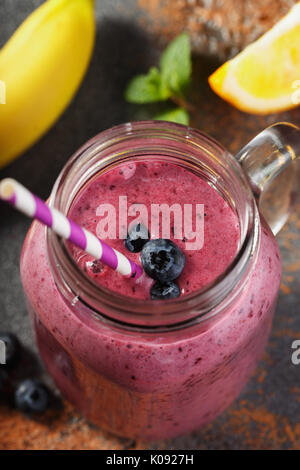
[
  {"left": 154, "top": 107, "right": 189, "bottom": 125},
  {"left": 124, "top": 33, "right": 192, "bottom": 124},
  {"left": 124, "top": 67, "right": 169, "bottom": 104},
  {"left": 160, "top": 32, "right": 191, "bottom": 96}
]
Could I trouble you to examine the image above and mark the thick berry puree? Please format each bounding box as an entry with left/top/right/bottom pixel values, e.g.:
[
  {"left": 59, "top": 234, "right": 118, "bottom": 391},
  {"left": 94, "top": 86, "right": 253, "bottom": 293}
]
[{"left": 68, "top": 161, "right": 240, "bottom": 299}]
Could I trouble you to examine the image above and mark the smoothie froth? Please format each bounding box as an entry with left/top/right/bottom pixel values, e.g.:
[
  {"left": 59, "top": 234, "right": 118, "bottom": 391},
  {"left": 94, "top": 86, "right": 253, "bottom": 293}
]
[{"left": 68, "top": 161, "right": 240, "bottom": 299}]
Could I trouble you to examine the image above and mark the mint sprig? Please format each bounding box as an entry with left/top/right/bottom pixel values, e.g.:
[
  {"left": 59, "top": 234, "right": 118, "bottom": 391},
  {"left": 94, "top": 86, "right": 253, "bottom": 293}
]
[
  {"left": 125, "top": 33, "right": 192, "bottom": 124},
  {"left": 160, "top": 32, "right": 191, "bottom": 98},
  {"left": 124, "top": 67, "right": 166, "bottom": 104},
  {"left": 154, "top": 107, "right": 189, "bottom": 125}
]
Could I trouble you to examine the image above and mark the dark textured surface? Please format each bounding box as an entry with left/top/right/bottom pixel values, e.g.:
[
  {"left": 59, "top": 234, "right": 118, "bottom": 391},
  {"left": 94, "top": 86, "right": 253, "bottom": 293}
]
[{"left": 1, "top": 0, "right": 300, "bottom": 450}]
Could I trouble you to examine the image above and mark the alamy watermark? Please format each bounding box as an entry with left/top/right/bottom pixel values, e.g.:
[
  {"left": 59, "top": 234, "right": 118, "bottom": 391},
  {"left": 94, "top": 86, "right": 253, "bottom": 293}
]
[
  {"left": 291, "top": 340, "right": 300, "bottom": 365},
  {"left": 95, "top": 196, "right": 204, "bottom": 250},
  {"left": 0, "top": 80, "right": 6, "bottom": 104},
  {"left": 0, "top": 339, "right": 6, "bottom": 364},
  {"left": 291, "top": 80, "right": 300, "bottom": 105}
]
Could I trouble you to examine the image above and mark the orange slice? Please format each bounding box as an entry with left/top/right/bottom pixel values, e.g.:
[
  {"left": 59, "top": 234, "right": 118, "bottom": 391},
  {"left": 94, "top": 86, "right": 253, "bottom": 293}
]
[{"left": 209, "top": 2, "right": 300, "bottom": 114}]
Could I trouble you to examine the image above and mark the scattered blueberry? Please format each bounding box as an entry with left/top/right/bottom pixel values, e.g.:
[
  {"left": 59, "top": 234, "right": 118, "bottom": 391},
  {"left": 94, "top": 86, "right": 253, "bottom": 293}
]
[
  {"left": 141, "top": 239, "right": 185, "bottom": 282},
  {"left": 125, "top": 223, "right": 149, "bottom": 253},
  {"left": 150, "top": 281, "right": 181, "bottom": 300},
  {"left": 0, "top": 332, "right": 20, "bottom": 367},
  {"left": 15, "top": 379, "right": 49, "bottom": 414},
  {"left": 86, "top": 259, "right": 108, "bottom": 276}
]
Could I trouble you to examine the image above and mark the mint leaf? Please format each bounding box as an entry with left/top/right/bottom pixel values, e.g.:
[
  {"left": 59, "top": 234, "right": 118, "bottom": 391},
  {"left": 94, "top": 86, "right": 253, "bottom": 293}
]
[
  {"left": 154, "top": 107, "right": 189, "bottom": 125},
  {"left": 160, "top": 32, "right": 191, "bottom": 97},
  {"left": 124, "top": 67, "right": 169, "bottom": 103},
  {"left": 124, "top": 33, "right": 192, "bottom": 124}
]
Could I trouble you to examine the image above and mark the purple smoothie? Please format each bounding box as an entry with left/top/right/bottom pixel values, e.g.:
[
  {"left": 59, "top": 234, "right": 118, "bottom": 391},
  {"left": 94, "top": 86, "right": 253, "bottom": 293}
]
[
  {"left": 68, "top": 161, "right": 240, "bottom": 298},
  {"left": 20, "top": 160, "right": 281, "bottom": 439}
]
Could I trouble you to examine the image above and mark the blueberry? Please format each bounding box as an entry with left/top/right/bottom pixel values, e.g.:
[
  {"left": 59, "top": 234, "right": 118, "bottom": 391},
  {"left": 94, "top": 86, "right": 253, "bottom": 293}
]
[
  {"left": 15, "top": 379, "right": 49, "bottom": 414},
  {"left": 86, "top": 259, "right": 108, "bottom": 276},
  {"left": 125, "top": 223, "right": 149, "bottom": 253},
  {"left": 0, "top": 332, "right": 20, "bottom": 368},
  {"left": 150, "top": 281, "right": 181, "bottom": 300},
  {"left": 141, "top": 239, "right": 185, "bottom": 282}
]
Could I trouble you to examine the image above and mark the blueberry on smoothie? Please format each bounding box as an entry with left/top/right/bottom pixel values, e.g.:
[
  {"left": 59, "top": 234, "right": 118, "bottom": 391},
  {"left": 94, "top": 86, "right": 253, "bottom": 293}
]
[
  {"left": 150, "top": 281, "right": 180, "bottom": 300},
  {"left": 86, "top": 259, "right": 108, "bottom": 277},
  {"left": 0, "top": 332, "right": 20, "bottom": 368},
  {"left": 141, "top": 239, "right": 185, "bottom": 282},
  {"left": 125, "top": 223, "right": 149, "bottom": 253},
  {"left": 15, "top": 379, "right": 49, "bottom": 414}
]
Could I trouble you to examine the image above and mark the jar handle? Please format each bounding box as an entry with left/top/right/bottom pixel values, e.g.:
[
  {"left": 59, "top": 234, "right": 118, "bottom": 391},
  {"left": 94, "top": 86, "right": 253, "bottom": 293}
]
[{"left": 235, "top": 122, "right": 300, "bottom": 235}]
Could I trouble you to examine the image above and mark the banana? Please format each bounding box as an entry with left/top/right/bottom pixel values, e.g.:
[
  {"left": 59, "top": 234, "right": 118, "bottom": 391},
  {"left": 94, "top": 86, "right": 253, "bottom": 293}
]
[{"left": 0, "top": 0, "right": 95, "bottom": 169}]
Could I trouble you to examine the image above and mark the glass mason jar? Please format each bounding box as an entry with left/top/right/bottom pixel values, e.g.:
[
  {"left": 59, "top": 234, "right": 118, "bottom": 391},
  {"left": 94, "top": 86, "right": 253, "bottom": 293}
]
[{"left": 20, "top": 121, "right": 300, "bottom": 440}]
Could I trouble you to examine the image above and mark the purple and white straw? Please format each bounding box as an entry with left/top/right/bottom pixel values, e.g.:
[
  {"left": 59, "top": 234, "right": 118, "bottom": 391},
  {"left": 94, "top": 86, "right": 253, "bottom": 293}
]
[{"left": 0, "top": 178, "right": 143, "bottom": 279}]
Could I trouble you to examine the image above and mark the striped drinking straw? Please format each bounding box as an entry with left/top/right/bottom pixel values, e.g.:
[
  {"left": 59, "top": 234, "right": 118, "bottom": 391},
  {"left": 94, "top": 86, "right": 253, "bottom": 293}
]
[{"left": 0, "top": 178, "right": 143, "bottom": 279}]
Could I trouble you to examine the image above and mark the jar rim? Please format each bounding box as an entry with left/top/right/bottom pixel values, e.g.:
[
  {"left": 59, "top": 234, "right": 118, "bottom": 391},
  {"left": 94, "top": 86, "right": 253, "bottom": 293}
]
[{"left": 47, "top": 120, "right": 260, "bottom": 329}]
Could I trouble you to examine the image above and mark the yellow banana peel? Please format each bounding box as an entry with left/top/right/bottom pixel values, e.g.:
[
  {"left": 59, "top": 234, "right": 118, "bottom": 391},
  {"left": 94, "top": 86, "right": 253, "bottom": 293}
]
[{"left": 0, "top": 0, "right": 96, "bottom": 169}]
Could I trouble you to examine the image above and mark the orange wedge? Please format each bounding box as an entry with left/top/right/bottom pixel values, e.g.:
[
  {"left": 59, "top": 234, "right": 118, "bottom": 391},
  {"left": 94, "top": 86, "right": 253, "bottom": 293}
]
[{"left": 209, "top": 2, "right": 300, "bottom": 114}]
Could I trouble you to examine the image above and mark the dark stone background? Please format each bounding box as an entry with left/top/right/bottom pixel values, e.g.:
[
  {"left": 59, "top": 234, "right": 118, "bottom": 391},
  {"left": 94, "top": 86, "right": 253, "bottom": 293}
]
[{"left": 0, "top": 0, "right": 300, "bottom": 450}]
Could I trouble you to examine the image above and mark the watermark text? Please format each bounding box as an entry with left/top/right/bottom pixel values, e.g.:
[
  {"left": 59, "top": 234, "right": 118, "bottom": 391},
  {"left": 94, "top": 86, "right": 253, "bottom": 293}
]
[
  {"left": 0, "top": 80, "right": 6, "bottom": 104},
  {"left": 95, "top": 196, "right": 204, "bottom": 251},
  {"left": 0, "top": 339, "right": 6, "bottom": 364},
  {"left": 291, "top": 340, "right": 300, "bottom": 365}
]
